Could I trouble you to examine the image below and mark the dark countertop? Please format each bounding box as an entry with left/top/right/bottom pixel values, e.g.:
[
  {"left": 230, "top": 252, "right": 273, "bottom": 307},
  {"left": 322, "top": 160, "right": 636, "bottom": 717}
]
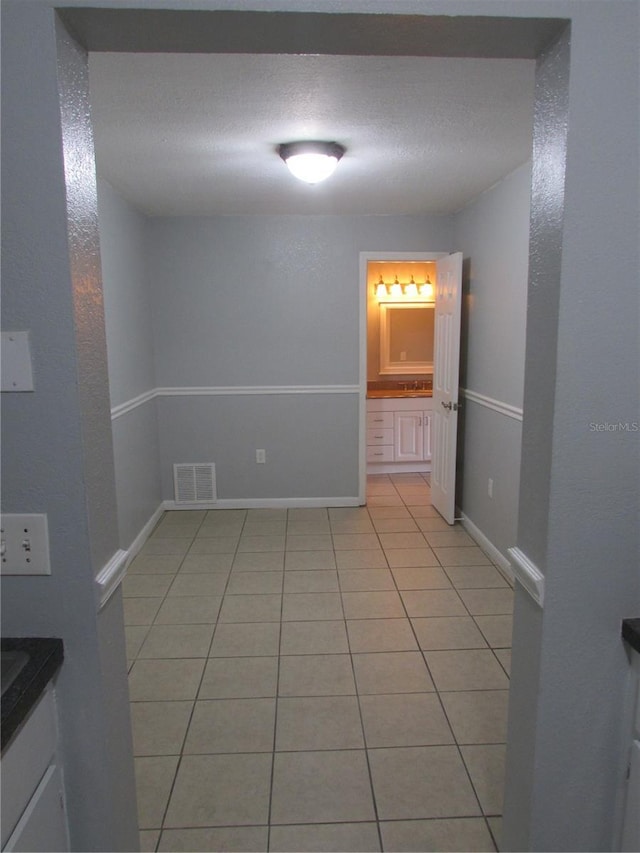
[
  {"left": 1, "top": 637, "right": 64, "bottom": 751},
  {"left": 622, "top": 619, "right": 640, "bottom": 655}
]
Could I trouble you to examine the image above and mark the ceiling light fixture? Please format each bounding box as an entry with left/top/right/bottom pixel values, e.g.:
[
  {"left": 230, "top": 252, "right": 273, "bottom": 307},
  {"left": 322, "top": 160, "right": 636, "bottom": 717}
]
[{"left": 278, "top": 141, "right": 346, "bottom": 184}]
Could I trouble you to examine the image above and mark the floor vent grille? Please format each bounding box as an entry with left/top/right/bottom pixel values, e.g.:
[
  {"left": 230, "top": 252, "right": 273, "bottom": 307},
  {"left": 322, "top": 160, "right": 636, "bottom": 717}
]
[{"left": 173, "top": 463, "right": 217, "bottom": 504}]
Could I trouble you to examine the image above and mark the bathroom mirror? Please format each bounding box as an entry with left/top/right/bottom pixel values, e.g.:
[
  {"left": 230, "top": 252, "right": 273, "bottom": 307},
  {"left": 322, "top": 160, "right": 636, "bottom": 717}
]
[{"left": 379, "top": 303, "right": 434, "bottom": 374}]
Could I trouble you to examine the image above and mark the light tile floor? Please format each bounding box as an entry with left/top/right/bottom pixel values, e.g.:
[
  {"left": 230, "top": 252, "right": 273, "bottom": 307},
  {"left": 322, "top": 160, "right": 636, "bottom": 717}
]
[{"left": 124, "top": 474, "right": 513, "bottom": 852}]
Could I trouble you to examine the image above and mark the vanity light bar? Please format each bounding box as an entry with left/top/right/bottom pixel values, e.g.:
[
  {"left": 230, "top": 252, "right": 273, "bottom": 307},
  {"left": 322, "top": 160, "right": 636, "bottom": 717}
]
[{"left": 375, "top": 275, "right": 434, "bottom": 302}]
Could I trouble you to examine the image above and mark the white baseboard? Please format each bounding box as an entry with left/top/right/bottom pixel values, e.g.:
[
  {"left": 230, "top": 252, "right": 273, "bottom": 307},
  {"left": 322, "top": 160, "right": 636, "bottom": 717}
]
[
  {"left": 95, "top": 549, "right": 128, "bottom": 611},
  {"left": 126, "top": 503, "right": 165, "bottom": 565},
  {"left": 163, "top": 497, "right": 362, "bottom": 510},
  {"left": 367, "top": 463, "right": 431, "bottom": 475},
  {"left": 459, "top": 513, "right": 514, "bottom": 585},
  {"left": 508, "top": 546, "right": 545, "bottom": 607}
]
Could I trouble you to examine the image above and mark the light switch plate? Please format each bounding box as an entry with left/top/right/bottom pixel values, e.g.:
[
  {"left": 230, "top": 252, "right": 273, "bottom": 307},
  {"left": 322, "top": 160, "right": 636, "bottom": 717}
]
[
  {"left": 0, "top": 514, "right": 51, "bottom": 575},
  {"left": 1, "top": 332, "right": 34, "bottom": 391}
]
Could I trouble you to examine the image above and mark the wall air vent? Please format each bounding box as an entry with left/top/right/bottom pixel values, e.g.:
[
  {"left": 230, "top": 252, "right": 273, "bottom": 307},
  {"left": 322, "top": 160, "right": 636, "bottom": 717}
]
[{"left": 173, "top": 463, "right": 217, "bottom": 504}]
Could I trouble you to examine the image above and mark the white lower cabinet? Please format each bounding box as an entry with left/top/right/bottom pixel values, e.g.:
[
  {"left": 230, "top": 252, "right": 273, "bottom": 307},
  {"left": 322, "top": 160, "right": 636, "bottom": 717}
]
[
  {"left": 367, "top": 398, "right": 432, "bottom": 472},
  {"left": 1, "top": 684, "right": 68, "bottom": 852}
]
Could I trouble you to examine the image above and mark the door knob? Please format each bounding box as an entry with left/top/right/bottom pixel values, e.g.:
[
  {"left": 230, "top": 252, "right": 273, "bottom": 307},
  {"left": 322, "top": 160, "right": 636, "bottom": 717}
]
[{"left": 441, "top": 401, "right": 453, "bottom": 410}]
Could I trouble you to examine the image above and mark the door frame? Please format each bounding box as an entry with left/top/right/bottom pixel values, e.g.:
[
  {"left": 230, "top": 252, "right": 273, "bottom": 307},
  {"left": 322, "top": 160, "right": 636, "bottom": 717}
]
[{"left": 358, "top": 250, "right": 447, "bottom": 503}]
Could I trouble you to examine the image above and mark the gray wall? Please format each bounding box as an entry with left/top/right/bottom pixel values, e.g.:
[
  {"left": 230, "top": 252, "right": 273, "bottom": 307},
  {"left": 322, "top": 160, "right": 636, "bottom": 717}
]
[
  {"left": 0, "top": 4, "right": 138, "bottom": 850},
  {"left": 505, "top": 15, "right": 639, "bottom": 851},
  {"left": 98, "top": 179, "right": 162, "bottom": 547},
  {"left": 454, "top": 162, "right": 531, "bottom": 558},
  {"left": 147, "top": 214, "right": 452, "bottom": 500}
]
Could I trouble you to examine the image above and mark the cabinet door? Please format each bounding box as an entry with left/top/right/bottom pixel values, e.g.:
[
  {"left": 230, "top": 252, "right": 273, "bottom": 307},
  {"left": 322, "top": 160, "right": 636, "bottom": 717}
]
[
  {"left": 394, "top": 412, "right": 424, "bottom": 462},
  {"left": 423, "top": 413, "right": 432, "bottom": 461}
]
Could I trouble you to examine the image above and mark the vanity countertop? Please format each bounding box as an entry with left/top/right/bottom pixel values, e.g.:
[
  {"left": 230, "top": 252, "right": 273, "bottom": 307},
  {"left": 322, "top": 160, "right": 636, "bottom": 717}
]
[
  {"left": 1, "top": 637, "right": 64, "bottom": 751},
  {"left": 367, "top": 389, "right": 433, "bottom": 399}
]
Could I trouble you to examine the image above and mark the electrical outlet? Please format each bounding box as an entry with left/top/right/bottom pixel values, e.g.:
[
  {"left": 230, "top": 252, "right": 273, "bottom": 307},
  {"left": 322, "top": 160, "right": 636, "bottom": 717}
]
[
  {"left": 0, "top": 514, "right": 51, "bottom": 575},
  {"left": 488, "top": 478, "right": 494, "bottom": 499},
  {"left": 256, "top": 449, "right": 266, "bottom": 464}
]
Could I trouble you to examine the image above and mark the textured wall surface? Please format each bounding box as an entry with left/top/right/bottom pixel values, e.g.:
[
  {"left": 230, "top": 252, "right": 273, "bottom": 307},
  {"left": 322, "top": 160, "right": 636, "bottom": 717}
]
[
  {"left": 98, "top": 179, "right": 162, "bottom": 547},
  {"left": 454, "top": 162, "right": 530, "bottom": 561}
]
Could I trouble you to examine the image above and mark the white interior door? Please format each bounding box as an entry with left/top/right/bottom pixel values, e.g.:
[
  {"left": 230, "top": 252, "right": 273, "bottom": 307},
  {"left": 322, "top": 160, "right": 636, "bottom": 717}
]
[{"left": 431, "top": 252, "right": 463, "bottom": 524}]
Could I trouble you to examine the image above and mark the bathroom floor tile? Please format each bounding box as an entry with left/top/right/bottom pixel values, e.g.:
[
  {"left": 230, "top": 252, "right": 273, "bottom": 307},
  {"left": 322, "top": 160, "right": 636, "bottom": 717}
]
[
  {"left": 434, "top": 546, "right": 492, "bottom": 567},
  {"left": 123, "top": 574, "right": 173, "bottom": 598},
  {"left": 475, "top": 615, "right": 514, "bottom": 647},
  {"left": 412, "top": 616, "right": 488, "bottom": 650},
  {"left": 286, "top": 518, "right": 331, "bottom": 536},
  {"left": 128, "top": 554, "right": 184, "bottom": 574},
  {"left": 440, "top": 690, "right": 509, "bottom": 744},
  {"left": 379, "top": 817, "right": 495, "bottom": 852},
  {"left": 335, "top": 549, "right": 388, "bottom": 570},
  {"left": 209, "top": 622, "right": 280, "bottom": 657},
  {"left": 139, "top": 538, "right": 192, "bottom": 557},
  {"left": 164, "top": 753, "right": 272, "bottom": 827},
  {"left": 199, "top": 656, "right": 279, "bottom": 699},
  {"left": 139, "top": 830, "right": 160, "bottom": 852},
  {"left": 385, "top": 548, "right": 439, "bottom": 568},
  {"left": 232, "top": 551, "right": 285, "bottom": 572},
  {"left": 360, "top": 693, "right": 454, "bottom": 747},
  {"left": 460, "top": 744, "right": 507, "bottom": 814},
  {"left": 275, "top": 696, "right": 364, "bottom": 750},
  {"left": 242, "top": 521, "right": 287, "bottom": 537},
  {"left": 444, "top": 565, "right": 509, "bottom": 589},
  {"left": 226, "top": 571, "right": 283, "bottom": 595},
  {"left": 424, "top": 649, "right": 509, "bottom": 692},
  {"left": 125, "top": 626, "right": 149, "bottom": 662},
  {"left": 280, "top": 620, "right": 349, "bottom": 655},
  {"left": 138, "top": 624, "right": 214, "bottom": 658},
  {"left": 189, "top": 536, "right": 239, "bottom": 553},
  {"left": 128, "top": 658, "right": 205, "bottom": 701},
  {"left": 391, "top": 566, "right": 452, "bottom": 589},
  {"left": 346, "top": 618, "right": 418, "bottom": 653},
  {"left": 352, "top": 651, "right": 435, "bottom": 694},
  {"left": 284, "top": 551, "right": 336, "bottom": 571},
  {"left": 341, "top": 590, "right": 406, "bottom": 619},
  {"left": 218, "top": 593, "right": 282, "bottom": 623},
  {"left": 269, "top": 822, "right": 381, "bottom": 852},
  {"left": 135, "top": 755, "right": 179, "bottom": 829},
  {"left": 379, "top": 532, "right": 427, "bottom": 550},
  {"left": 494, "top": 648, "right": 512, "bottom": 676},
  {"left": 270, "top": 750, "right": 376, "bottom": 824},
  {"left": 286, "top": 534, "right": 334, "bottom": 551},
  {"left": 423, "top": 530, "right": 477, "bottom": 548},
  {"left": 458, "top": 588, "right": 514, "bottom": 615},
  {"left": 130, "top": 700, "right": 193, "bottom": 756},
  {"left": 333, "top": 533, "right": 381, "bottom": 550},
  {"left": 154, "top": 595, "right": 222, "bottom": 625},
  {"left": 338, "top": 568, "right": 395, "bottom": 591},
  {"left": 237, "top": 535, "right": 286, "bottom": 553},
  {"left": 278, "top": 654, "right": 356, "bottom": 696},
  {"left": 184, "top": 698, "right": 276, "bottom": 754},
  {"left": 371, "top": 517, "right": 420, "bottom": 533},
  {"left": 168, "top": 573, "right": 228, "bottom": 597},
  {"left": 179, "top": 553, "right": 233, "bottom": 573},
  {"left": 368, "top": 746, "right": 480, "bottom": 820},
  {"left": 400, "top": 589, "right": 467, "bottom": 618},
  {"left": 158, "top": 826, "right": 268, "bottom": 852},
  {"left": 123, "top": 597, "right": 163, "bottom": 626},
  {"left": 284, "top": 570, "right": 339, "bottom": 593},
  {"left": 282, "top": 592, "right": 344, "bottom": 621}
]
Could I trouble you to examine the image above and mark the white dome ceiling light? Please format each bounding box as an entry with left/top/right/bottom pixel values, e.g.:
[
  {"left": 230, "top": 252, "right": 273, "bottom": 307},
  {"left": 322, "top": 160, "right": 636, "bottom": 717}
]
[{"left": 278, "top": 141, "right": 346, "bottom": 184}]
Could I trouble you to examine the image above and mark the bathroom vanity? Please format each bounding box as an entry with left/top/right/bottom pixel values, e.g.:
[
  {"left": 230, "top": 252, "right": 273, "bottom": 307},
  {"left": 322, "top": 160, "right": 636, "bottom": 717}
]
[{"left": 366, "top": 389, "right": 433, "bottom": 473}]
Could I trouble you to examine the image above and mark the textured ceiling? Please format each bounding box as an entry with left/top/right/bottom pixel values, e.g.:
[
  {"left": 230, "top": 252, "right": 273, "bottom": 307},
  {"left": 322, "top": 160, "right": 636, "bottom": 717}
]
[{"left": 88, "top": 52, "right": 535, "bottom": 217}]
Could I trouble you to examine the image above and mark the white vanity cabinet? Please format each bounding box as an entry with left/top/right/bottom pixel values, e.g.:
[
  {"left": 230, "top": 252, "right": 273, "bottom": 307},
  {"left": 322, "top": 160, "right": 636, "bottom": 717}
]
[{"left": 367, "top": 397, "right": 432, "bottom": 472}]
